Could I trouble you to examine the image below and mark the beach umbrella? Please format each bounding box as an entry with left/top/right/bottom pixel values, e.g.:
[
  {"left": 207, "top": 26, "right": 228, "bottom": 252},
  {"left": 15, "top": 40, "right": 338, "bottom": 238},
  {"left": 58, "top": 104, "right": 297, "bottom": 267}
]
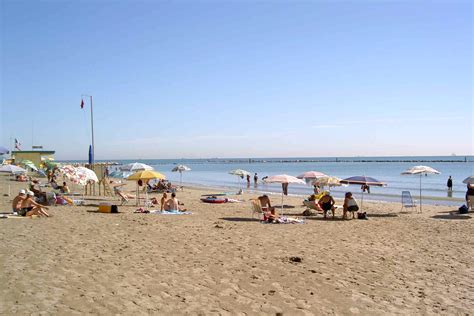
[
  {"left": 0, "top": 146, "right": 9, "bottom": 155},
  {"left": 296, "top": 171, "right": 328, "bottom": 180},
  {"left": 401, "top": 166, "right": 440, "bottom": 212},
  {"left": 19, "top": 160, "right": 38, "bottom": 171},
  {"left": 0, "top": 164, "right": 27, "bottom": 174},
  {"left": 120, "top": 162, "right": 154, "bottom": 172},
  {"left": 229, "top": 169, "right": 251, "bottom": 192},
  {"left": 340, "top": 176, "right": 386, "bottom": 211},
  {"left": 75, "top": 167, "right": 99, "bottom": 185},
  {"left": 109, "top": 171, "right": 132, "bottom": 179},
  {"left": 44, "top": 160, "right": 60, "bottom": 170},
  {"left": 127, "top": 170, "right": 166, "bottom": 206},
  {"left": 312, "top": 175, "right": 344, "bottom": 191},
  {"left": 172, "top": 165, "right": 191, "bottom": 187},
  {"left": 462, "top": 176, "right": 474, "bottom": 184},
  {"left": 263, "top": 174, "right": 306, "bottom": 215}
]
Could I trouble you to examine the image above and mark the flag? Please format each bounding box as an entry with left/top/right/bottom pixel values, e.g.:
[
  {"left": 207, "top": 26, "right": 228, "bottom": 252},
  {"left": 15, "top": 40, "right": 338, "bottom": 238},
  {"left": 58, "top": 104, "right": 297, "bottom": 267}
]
[
  {"left": 14, "top": 138, "right": 21, "bottom": 150},
  {"left": 80, "top": 99, "right": 84, "bottom": 109}
]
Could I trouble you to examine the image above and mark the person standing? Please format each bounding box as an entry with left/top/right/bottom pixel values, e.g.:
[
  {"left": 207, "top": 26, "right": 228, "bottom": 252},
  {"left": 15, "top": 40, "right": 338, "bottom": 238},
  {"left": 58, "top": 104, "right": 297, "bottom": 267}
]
[
  {"left": 254, "top": 173, "right": 258, "bottom": 185},
  {"left": 447, "top": 176, "right": 453, "bottom": 191}
]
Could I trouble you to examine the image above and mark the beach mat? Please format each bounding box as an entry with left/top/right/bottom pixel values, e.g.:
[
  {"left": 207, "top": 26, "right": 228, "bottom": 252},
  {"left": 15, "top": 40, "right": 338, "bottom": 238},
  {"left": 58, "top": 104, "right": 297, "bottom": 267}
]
[{"left": 149, "top": 210, "right": 192, "bottom": 215}]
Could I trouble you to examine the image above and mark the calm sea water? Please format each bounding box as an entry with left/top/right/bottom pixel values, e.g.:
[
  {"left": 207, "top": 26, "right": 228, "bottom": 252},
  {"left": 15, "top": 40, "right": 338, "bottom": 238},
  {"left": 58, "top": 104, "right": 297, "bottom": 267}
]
[{"left": 90, "top": 156, "right": 474, "bottom": 206}]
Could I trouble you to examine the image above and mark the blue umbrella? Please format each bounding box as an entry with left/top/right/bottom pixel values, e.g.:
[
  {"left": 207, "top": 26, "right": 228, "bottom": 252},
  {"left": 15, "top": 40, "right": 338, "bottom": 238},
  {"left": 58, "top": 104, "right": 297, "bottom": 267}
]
[
  {"left": 340, "top": 176, "right": 386, "bottom": 211},
  {"left": 0, "top": 146, "right": 9, "bottom": 155}
]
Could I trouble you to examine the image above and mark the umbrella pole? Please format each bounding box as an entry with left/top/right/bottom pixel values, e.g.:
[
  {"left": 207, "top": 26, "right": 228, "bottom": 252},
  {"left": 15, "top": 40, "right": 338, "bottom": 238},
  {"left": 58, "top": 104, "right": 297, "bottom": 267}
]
[
  {"left": 361, "top": 189, "right": 364, "bottom": 211},
  {"left": 180, "top": 171, "right": 183, "bottom": 189},
  {"left": 136, "top": 182, "right": 139, "bottom": 207},
  {"left": 281, "top": 190, "right": 284, "bottom": 216},
  {"left": 420, "top": 174, "right": 422, "bottom": 213}
]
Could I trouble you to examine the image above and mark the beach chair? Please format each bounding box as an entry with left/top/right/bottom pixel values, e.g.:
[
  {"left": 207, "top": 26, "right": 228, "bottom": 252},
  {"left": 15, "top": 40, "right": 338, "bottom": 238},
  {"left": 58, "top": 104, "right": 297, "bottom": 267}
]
[
  {"left": 116, "top": 190, "right": 130, "bottom": 205},
  {"left": 401, "top": 191, "right": 417, "bottom": 212},
  {"left": 251, "top": 199, "right": 266, "bottom": 219}
]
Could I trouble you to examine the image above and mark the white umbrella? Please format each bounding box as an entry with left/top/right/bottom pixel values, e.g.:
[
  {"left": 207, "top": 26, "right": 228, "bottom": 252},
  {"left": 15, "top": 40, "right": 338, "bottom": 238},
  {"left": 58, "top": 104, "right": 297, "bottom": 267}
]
[
  {"left": 75, "top": 167, "right": 99, "bottom": 185},
  {"left": 229, "top": 169, "right": 251, "bottom": 192},
  {"left": 312, "top": 175, "right": 344, "bottom": 192},
  {"left": 172, "top": 165, "right": 191, "bottom": 187},
  {"left": 462, "top": 176, "right": 474, "bottom": 184},
  {"left": 263, "top": 174, "right": 306, "bottom": 215},
  {"left": 120, "top": 162, "right": 154, "bottom": 172},
  {"left": 401, "top": 165, "right": 440, "bottom": 212},
  {"left": 0, "top": 164, "right": 27, "bottom": 174}
]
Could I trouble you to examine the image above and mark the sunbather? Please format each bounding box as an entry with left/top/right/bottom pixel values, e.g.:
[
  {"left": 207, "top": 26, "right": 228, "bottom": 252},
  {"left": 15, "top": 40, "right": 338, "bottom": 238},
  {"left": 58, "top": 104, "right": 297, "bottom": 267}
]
[
  {"left": 160, "top": 192, "right": 168, "bottom": 211},
  {"left": 318, "top": 192, "right": 336, "bottom": 219},
  {"left": 164, "top": 193, "right": 186, "bottom": 211},
  {"left": 343, "top": 192, "right": 359, "bottom": 219},
  {"left": 19, "top": 191, "right": 50, "bottom": 217},
  {"left": 12, "top": 189, "right": 27, "bottom": 213}
]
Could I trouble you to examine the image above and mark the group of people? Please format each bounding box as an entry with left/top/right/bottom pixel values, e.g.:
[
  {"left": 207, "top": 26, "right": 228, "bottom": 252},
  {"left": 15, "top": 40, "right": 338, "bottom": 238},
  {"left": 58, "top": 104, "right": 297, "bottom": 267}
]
[
  {"left": 147, "top": 179, "right": 176, "bottom": 192},
  {"left": 306, "top": 191, "right": 362, "bottom": 219},
  {"left": 12, "top": 189, "right": 50, "bottom": 217}
]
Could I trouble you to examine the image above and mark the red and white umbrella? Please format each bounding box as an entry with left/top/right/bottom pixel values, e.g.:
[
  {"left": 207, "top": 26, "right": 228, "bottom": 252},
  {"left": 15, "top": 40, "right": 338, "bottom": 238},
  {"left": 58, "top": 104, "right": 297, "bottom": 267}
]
[{"left": 296, "top": 171, "right": 328, "bottom": 180}]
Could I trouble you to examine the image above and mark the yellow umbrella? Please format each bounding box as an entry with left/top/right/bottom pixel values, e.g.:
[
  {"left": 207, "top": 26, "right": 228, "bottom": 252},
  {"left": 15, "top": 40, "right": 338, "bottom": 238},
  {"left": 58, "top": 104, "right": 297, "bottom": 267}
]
[
  {"left": 127, "top": 170, "right": 165, "bottom": 181},
  {"left": 127, "top": 170, "right": 166, "bottom": 206}
]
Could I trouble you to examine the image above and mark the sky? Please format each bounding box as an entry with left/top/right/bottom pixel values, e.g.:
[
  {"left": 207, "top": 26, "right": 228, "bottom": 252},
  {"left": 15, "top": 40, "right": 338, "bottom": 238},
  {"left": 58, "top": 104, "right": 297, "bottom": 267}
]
[{"left": 1, "top": 0, "right": 472, "bottom": 160}]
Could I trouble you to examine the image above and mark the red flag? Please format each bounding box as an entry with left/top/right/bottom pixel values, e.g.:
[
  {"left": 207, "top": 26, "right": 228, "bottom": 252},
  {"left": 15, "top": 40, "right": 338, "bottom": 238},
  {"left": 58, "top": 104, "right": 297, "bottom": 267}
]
[{"left": 80, "top": 99, "right": 84, "bottom": 109}]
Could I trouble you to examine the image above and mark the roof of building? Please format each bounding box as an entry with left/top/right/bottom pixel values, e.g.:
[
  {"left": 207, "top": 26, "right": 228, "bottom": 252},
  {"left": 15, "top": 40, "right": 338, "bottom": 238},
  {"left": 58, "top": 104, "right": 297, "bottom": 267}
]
[{"left": 12, "top": 150, "right": 55, "bottom": 154}]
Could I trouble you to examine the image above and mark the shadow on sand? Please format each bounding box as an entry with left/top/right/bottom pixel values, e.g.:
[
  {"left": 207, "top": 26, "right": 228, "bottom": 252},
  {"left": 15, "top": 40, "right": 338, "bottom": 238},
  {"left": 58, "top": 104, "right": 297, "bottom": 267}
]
[
  {"left": 431, "top": 210, "right": 471, "bottom": 220},
  {"left": 219, "top": 217, "right": 260, "bottom": 222}
]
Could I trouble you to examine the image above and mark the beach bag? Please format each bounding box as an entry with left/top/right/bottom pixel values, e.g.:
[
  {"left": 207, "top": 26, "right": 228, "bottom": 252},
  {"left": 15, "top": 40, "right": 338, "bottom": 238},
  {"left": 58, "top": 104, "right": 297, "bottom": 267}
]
[
  {"left": 357, "top": 212, "right": 368, "bottom": 220},
  {"left": 459, "top": 205, "right": 469, "bottom": 214}
]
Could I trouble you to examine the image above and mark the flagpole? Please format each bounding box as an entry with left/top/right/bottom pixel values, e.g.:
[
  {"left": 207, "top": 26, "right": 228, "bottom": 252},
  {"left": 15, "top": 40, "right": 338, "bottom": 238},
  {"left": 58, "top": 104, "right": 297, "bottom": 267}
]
[
  {"left": 82, "top": 94, "right": 95, "bottom": 167},
  {"left": 90, "top": 95, "right": 95, "bottom": 166}
]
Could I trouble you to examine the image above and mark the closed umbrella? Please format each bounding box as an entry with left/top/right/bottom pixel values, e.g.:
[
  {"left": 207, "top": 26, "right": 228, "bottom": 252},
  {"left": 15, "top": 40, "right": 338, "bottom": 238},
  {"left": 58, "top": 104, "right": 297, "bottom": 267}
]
[
  {"left": 127, "top": 170, "right": 166, "bottom": 206},
  {"left": 340, "top": 176, "right": 386, "bottom": 211},
  {"left": 263, "top": 174, "right": 306, "bottom": 215},
  {"left": 120, "top": 162, "right": 154, "bottom": 172},
  {"left": 172, "top": 165, "right": 191, "bottom": 188},
  {"left": 401, "top": 166, "right": 440, "bottom": 212}
]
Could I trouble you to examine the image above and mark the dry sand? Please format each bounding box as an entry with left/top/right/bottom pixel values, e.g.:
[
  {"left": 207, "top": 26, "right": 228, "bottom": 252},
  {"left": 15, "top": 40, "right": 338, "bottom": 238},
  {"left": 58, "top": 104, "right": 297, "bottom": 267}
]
[{"left": 1, "top": 174, "right": 473, "bottom": 315}]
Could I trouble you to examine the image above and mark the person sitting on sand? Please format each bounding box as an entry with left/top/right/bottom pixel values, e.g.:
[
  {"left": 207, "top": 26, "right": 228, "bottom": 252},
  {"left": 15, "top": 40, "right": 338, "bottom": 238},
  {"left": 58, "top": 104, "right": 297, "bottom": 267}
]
[
  {"left": 343, "top": 192, "right": 359, "bottom": 219},
  {"left": 164, "top": 193, "right": 186, "bottom": 212},
  {"left": 59, "top": 182, "right": 70, "bottom": 194},
  {"left": 318, "top": 192, "right": 336, "bottom": 219},
  {"left": 19, "top": 191, "right": 50, "bottom": 217},
  {"left": 466, "top": 183, "right": 474, "bottom": 209},
  {"left": 12, "top": 189, "right": 27, "bottom": 213},
  {"left": 160, "top": 192, "right": 168, "bottom": 211}
]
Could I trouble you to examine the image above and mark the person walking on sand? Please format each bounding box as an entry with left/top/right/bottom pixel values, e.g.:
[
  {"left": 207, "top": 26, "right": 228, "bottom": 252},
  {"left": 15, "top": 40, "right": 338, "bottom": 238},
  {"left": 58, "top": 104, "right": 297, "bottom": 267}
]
[{"left": 447, "top": 176, "right": 453, "bottom": 191}]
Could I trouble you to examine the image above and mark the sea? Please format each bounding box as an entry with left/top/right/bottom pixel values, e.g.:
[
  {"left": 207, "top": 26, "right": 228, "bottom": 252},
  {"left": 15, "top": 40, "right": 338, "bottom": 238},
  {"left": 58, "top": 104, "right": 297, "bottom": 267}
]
[{"left": 79, "top": 156, "right": 473, "bottom": 206}]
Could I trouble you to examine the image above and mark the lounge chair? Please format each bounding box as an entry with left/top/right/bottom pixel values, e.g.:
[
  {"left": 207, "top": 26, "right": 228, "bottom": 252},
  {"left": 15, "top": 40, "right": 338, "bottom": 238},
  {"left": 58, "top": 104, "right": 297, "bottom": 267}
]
[
  {"left": 250, "top": 199, "right": 267, "bottom": 219},
  {"left": 303, "top": 200, "right": 323, "bottom": 215},
  {"left": 116, "top": 190, "right": 131, "bottom": 205},
  {"left": 401, "top": 191, "right": 417, "bottom": 212}
]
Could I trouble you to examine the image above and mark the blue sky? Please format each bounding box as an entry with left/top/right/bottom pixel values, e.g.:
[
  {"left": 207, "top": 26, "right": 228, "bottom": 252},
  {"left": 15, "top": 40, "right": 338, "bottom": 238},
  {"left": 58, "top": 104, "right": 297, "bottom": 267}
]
[{"left": 1, "top": 0, "right": 472, "bottom": 160}]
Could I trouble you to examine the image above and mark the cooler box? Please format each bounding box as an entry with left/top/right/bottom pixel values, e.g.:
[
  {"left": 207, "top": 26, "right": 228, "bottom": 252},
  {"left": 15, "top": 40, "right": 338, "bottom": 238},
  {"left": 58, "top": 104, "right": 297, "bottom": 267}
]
[{"left": 98, "top": 202, "right": 118, "bottom": 213}]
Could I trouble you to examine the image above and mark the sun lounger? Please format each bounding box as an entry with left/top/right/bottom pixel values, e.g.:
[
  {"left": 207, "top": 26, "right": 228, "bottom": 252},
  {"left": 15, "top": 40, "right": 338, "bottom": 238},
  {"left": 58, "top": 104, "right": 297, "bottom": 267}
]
[{"left": 250, "top": 199, "right": 267, "bottom": 219}]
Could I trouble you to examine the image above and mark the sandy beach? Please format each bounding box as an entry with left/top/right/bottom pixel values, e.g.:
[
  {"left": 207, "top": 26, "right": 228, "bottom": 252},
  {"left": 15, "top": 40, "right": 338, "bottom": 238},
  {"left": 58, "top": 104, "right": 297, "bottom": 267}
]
[{"left": 1, "top": 174, "right": 473, "bottom": 315}]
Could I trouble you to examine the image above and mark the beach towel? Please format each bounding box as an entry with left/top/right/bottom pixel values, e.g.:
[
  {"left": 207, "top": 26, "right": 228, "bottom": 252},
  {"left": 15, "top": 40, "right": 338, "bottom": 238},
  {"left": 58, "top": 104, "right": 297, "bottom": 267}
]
[
  {"left": 261, "top": 216, "right": 304, "bottom": 224},
  {"left": 150, "top": 210, "right": 192, "bottom": 215}
]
